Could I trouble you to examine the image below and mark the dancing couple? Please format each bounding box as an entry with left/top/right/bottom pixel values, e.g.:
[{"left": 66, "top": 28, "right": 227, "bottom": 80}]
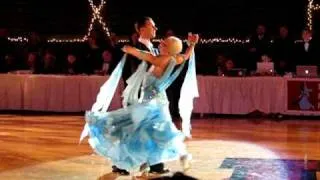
[{"left": 80, "top": 16, "right": 199, "bottom": 177}]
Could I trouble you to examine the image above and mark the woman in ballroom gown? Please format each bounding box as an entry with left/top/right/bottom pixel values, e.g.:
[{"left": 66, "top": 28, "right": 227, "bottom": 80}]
[{"left": 80, "top": 34, "right": 199, "bottom": 175}]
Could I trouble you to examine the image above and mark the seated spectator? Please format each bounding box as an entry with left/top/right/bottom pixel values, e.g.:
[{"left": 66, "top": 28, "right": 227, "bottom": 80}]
[
  {"left": 2, "top": 55, "right": 17, "bottom": 73},
  {"left": 94, "top": 49, "right": 112, "bottom": 75},
  {"left": 101, "top": 50, "right": 112, "bottom": 75},
  {"left": 261, "top": 54, "right": 272, "bottom": 62},
  {"left": 215, "top": 54, "right": 227, "bottom": 76},
  {"left": 39, "top": 49, "right": 59, "bottom": 74},
  {"left": 25, "top": 52, "right": 41, "bottom": 74},
  {"left": 63, "top": 53, "right": 83, "bottom": 75},
  {"left": 256, "top": 55, "right": 275, "bottom": 76},
  {"left": 221, "top": 58, "right": 236, "bottom": 76},
  {"left": 0, "top": 28, "right": 15, "bottom": 73}
]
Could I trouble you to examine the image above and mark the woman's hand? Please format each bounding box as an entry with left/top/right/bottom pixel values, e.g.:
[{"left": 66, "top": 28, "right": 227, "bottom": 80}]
[{"left": 187, "top": 33, "right": 199, "bottom": 45}]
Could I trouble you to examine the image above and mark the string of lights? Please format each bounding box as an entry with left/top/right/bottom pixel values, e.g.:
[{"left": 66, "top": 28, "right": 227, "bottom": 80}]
[
  {"left": 7, "top": 37, "right": 28, "bottom": 42},
  {"left": 199, "top": 38, "right": 249, "bottom": 44},
  {"left": 7, "top": 1, "right": 319, "bottom": 44},
  {"left": 10, "top": 0, "right": 111, "bottom": 43},
  {"left": 86, "top": 0, "right": 110, "bottom": 38},
  {"left": 10, "top": 37, "right": 250, "bottom": 44},
  {"left": 314, "top": 4, "right": 320, "bottom": 10},
  {"left": 117, "top": 38, "right": 249, "bottom": 44},
  {"left": 307, "top": 0, "right": 320, "bottom": 31}
]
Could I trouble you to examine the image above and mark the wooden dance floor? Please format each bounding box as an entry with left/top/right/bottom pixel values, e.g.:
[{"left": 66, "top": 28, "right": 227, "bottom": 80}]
[{"left": 1, "top": 114, "right": 320, "bottom": 180}]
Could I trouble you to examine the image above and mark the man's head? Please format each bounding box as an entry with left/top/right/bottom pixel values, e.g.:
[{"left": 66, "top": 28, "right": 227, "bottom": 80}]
[
  {"left": 302, "top": 28, "right": 312, "bottom": 42},
  {"left": 135, "top": 16, "right": 157, "bottom": 39},
  {"left": 225, "top": 59, "right": 234, "bottom": 70},
  {"left": 27, "top": 52, "right": 37, "bottom": 67},
  {"left": 279, "top": 25, "right": 288, "bottom": 39},
  {"left": 159, "top": 36, "right": 183, "bottom": 56},
  {"left": 67, "top": 54, "right": 77, "bottom": 64},
  {"left": 165, "top": 29, "right": 174, "bottom": 38},
  {"left": 256, "top": 24, "right": 266, "bottom": 36}
]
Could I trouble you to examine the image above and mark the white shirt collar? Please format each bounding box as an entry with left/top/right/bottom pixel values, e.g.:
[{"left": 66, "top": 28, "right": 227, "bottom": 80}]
[{"left": 138, "top": 37, "right": 153, "bottom": 51}]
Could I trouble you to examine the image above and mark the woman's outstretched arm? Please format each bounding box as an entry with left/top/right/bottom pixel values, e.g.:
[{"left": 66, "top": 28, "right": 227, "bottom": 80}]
[{"left": 122, "top": 45, "right": 166, "bottom": 66}]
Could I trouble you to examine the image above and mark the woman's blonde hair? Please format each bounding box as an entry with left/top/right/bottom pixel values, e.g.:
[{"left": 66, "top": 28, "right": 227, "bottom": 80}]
[{"left": 165, "top": 36, "right": 183, "bottom": 55}]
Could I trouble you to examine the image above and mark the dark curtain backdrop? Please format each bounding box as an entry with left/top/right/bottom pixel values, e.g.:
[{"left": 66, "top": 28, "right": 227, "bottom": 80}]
[{"left": 0, "top": 0, "right": 312, "bottom": 38}]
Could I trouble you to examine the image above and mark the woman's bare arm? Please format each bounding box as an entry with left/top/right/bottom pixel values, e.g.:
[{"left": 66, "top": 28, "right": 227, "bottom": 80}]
[{"left": 122, "top": 45, "right": 167, "bottom": 66}]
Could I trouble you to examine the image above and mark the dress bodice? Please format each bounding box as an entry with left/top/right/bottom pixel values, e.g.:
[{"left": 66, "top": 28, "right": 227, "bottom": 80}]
[{"left": 140, "top": 58, "right": 185, "bottom": 103}]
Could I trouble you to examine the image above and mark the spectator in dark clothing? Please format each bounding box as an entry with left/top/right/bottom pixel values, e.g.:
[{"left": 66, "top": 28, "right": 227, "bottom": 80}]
[
  {"left": 272, "top": 25, "right": 295, "bottom": 74},
  {"left": 294, "top": 28, "right": 319, "bottom": 66},
  {"left": 247, "top": 24, "right": 272, "bottom": 71}
]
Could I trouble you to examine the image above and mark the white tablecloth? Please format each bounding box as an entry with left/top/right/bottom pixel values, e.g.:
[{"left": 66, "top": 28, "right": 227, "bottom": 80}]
[
  {"left": 0, "top": 74, "right": 124, "bottom": 112},
  {"left": 193, "top": 76, "right": 287, "bottom": 114},
  {"left": 0, "top": 75, "right": 25, "bottom": 110},
  {"left": 1, "top": 74, "right": 318, "bottom": 115}
]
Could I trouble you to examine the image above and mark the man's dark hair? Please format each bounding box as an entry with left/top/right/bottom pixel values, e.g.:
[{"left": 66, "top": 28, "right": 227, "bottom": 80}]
[{"left": 134, "top": 16, "right": 152, "bottom": 33}]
